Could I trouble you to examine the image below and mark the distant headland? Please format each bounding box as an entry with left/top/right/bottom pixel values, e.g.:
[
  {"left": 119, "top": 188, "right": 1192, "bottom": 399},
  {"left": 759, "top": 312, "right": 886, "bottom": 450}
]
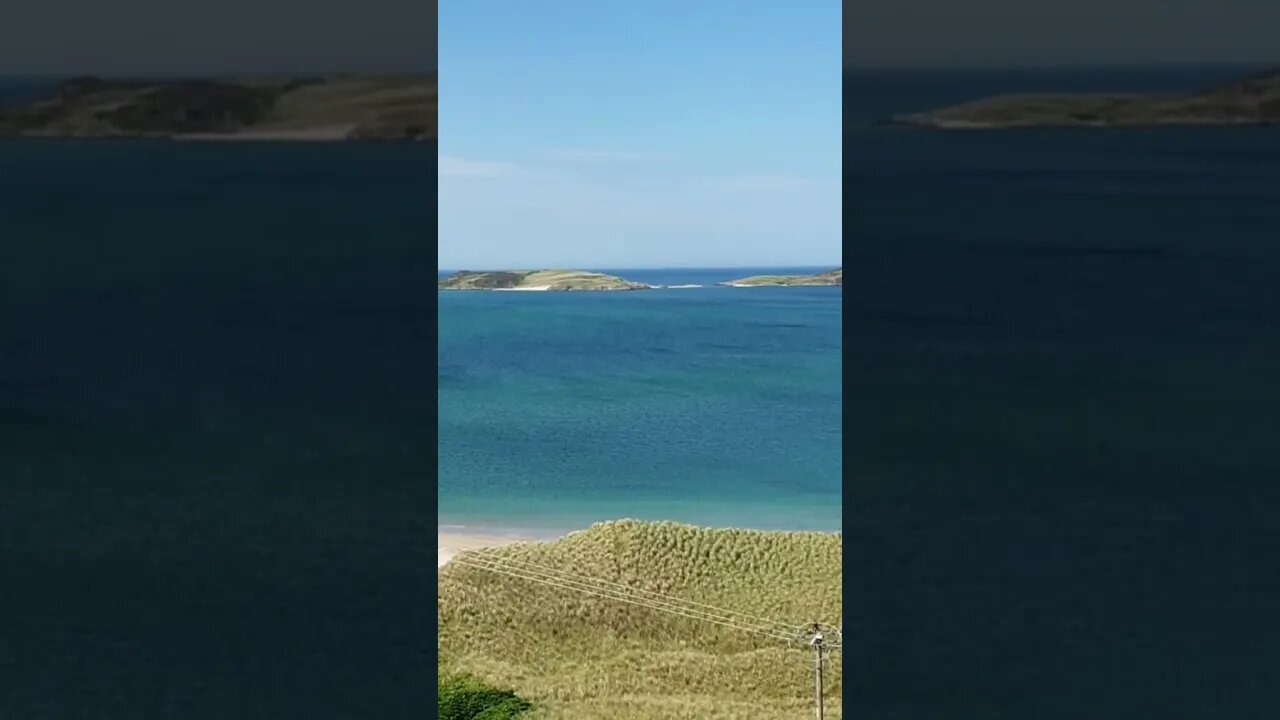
[
  {"left": 439, "top": 268, "right": 844, "bottom": 291},
  {"left": 721, "top": 268, "right": 842, "bottom": 287},
  {"left": 889, "top": 68, "right": 1280, "bottom": 130},
  {"left": 0, "top": 75, "right": 435, "bottom": 141},
  {"left": 438, "top": 270, "right": 648, "bottom": 292}
]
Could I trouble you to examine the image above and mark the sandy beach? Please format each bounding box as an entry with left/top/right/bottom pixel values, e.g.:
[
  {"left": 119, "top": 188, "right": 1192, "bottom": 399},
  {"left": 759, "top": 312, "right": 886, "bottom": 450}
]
[
  {"left": 438, "top": 527, "right": 550, "bottom": 568},
  {"left": 174, "top": 124, "right": 359, "bottom": 142}
]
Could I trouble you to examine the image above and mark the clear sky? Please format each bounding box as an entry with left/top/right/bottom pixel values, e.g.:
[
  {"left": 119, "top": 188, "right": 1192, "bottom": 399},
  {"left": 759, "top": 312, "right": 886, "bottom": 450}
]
[
  {"left": 847, "top": 0, "right": 1280, "bottom": 69},
  {"left": 0, "top": 0, "right": 435, "bottom": 75},
  {"left": 438, "top": 1, "right": 841, "bottom": 269}
]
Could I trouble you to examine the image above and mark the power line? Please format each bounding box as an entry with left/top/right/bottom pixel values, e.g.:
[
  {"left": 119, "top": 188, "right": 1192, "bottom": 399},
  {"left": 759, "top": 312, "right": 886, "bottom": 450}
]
[
  {"left": 451, "top": 550, "right": 841, "bottom": 648},
  {"left": 448, "top": 549, "right": 842, "bottom": 714},
  {"left": 456, "top": 550, "right": 811, "bottom": 642},
  {"left": 451, "top": 556, "right": 797, "bottom": 642},
  {"left": 460, "top": 548, "right": 843, "bottom": 650},
  {"left": 461, "top": 546, "right": 807, "bottom": 634}
]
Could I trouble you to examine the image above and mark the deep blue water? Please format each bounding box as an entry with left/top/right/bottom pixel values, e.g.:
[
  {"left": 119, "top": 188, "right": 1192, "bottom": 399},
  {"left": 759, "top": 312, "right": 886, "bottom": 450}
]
[
  {"left": 1, "top": 109, "right": 435, "bottom": 716},
  {"left": 848, "top": 66, "right": 1280, "bottom": 717},
  {"left": 8, "top": 65, "right": 1280, "bottom": 717},
  {"left": 437, "top": 267, "right": 842, "bottom": 532}
]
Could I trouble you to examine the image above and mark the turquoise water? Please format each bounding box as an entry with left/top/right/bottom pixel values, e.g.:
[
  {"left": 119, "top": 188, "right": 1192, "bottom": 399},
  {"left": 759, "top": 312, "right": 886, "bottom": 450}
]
[{"left": 437, "top": 267, "right": 842, "bottom": 532}]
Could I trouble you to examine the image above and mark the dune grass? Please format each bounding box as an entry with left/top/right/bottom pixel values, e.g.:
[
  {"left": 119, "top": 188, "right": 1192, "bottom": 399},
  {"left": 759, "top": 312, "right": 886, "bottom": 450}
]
[{"left": 438, "top": 520, "right": 843, "bottom": 719}]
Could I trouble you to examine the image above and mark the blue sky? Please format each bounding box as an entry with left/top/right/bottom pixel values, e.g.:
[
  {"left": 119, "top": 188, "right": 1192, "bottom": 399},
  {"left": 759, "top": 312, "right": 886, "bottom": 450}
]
[{"left": 439, "top": 1, "right": 841, "bottom": 269}]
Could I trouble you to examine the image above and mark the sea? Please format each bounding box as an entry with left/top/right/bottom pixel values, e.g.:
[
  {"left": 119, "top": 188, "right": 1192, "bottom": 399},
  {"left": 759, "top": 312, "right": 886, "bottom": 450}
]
[
  {"left": 437, "top": 268, "right": 843, "bottom": 533},
  {"left": 5, "top": 65, "right": 1279, "bottom": 717},
  {"left": 847, "top": 65, "right": 1280, "bottom": 716},
  {"left": 1, "top": 79, "right": 436, "bottom": 718}
]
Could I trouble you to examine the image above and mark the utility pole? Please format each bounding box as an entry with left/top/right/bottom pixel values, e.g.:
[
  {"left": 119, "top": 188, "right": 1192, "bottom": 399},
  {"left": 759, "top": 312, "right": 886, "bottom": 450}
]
[{"left": 810, "top": 623, "right": 826, "bottom": 720}]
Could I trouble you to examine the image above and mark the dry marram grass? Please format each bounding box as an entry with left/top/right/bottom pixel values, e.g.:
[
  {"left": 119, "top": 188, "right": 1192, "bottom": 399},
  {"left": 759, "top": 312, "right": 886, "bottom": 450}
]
[{"left": 438, "top": 520, "right": 843, "bottom": 719}]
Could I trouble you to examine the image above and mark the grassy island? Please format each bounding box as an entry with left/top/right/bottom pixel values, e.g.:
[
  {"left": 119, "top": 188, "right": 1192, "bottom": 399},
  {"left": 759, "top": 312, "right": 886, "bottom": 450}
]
[
  {"left": 0, "top": 75, "right": 435, "bottom": 141},
  {"left": 721, "top": 268, "right": 842, "bottom": 287},
  {"left": 438, "top": 270, "right": 648, "bottom": 291},
  {"left": 891, "top": 68, "right": 1280, "bottom": 129}
]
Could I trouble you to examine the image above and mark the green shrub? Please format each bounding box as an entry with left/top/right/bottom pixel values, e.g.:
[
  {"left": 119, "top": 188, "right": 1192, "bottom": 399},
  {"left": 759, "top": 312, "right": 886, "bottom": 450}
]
[{"left": 438, "top": 674, "right": 531, "bottom": 720}]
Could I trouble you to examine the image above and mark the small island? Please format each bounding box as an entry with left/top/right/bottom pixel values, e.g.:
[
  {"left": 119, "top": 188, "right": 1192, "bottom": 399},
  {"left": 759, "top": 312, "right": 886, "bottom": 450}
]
[
  {"left": 890, "top": 68, "right": 1280, "bottom": 130},
  {"left": 721, "top": 268, "right": 842, "bottom": 287},
  {"left": 438, "top": 270, "right": 649, "bottom": 292},
  {"left": 0, "top": 75, "right": 435, "bottom": 141}
]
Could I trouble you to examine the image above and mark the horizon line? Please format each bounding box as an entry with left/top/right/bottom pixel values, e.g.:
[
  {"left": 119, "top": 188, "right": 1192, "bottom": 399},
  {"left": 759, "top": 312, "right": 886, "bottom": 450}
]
[
  {"left": 0, "top": 70, "right": 437, "bottom": 80},
  {"left": 845, "top": 60, "right": 1277, "bottom": 73},
  {"left": 438, "top": 264, "right": 842, "bottom": 272}
]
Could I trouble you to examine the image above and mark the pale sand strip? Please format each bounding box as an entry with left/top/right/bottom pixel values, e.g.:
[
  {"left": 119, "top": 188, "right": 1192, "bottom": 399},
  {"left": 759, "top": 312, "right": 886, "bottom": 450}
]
[
  {"left": 438, "top": 528, "right": 550, "bottom": 568},
  {"left": 173, "top": 124, "right": 358, "bottom": 142}
]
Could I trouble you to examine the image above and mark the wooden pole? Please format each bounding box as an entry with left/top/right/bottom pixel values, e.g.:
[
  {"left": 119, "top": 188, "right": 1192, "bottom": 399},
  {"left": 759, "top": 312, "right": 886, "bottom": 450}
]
[{"left": 812, "top": 626, "right": 825, "bottom": 720}]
